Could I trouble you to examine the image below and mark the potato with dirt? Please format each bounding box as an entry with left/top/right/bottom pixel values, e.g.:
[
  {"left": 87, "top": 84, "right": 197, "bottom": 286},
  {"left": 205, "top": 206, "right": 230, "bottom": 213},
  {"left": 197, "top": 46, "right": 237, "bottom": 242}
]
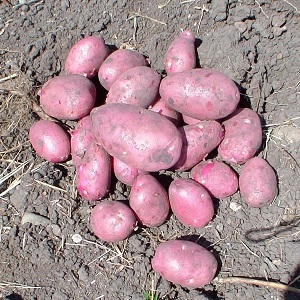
[
  {"left": 152, "top": 240, "right": 218, "bottom": 288},
  {"left": 159, "top": 68, "right": 240, "bottom": 120}
]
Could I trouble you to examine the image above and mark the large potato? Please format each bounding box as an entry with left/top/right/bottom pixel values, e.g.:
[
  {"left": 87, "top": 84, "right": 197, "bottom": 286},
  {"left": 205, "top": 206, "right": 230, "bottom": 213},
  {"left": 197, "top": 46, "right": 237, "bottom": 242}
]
[
  {"left": 90, "top": 103, "right": 182, "bottom": 172},
  {"left": 239, "top": 157, "right": 278, "bottom": 207},
  {"left": 129, "top": 174, "right": 170, "bottom": 227},
  {"left": 152, "top": 240, "right": 218, "bottom": 288},
  {"left": 218, "top": 108, "right": 262, "bottom": 164},
  {"left": 40, "top": 74, "right": 96, "bottom": 120},
  {"left": 160, "top": 68, "right": 240, "bottom": 120}
]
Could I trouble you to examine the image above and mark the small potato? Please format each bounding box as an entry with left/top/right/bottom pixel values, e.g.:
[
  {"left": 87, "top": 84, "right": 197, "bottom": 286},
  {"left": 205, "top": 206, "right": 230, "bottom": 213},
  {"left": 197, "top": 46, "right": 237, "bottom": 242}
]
[
  {"left": 239, "top": 157, "right": 278, "bottom": 207},
  {"left": 165, "top": 30, "right": 196, "bottom": 75},
  {"left": 160, "top": 68, "right": 240, "bottom": 120},
  {"left": 40, "top": 74, "right": 96, "bottom": 120},
  {"left": 98, "top": 49, "right": 148, "bottom": 90},
  {"left": 65, "top": 36, "right": 110, "bottom": 78},
  {"left": 29, "top": 120, "right": 70, "bottom": 163},
  {"left": 152, "top": 240, "right": 218, "bottom": 288},
  {"left": 218, "top": 108, "right": 262, "bottom": 164},
  {"left": 106, "top": 66, "right": 161, "bottom": 108},
  {"left": 90, "top": 200, "right": 137, "bottom": 242},
  {"left": 76, "top": 143, "right": 111, "bottom": 201},
  {"left": 172, "top": 121, "right": 224, "bottom": 171},
  {"left": 182, "top": 114, "right": 200, "bottom": 125},
  {"left": 91, "top": 103, "right": 182, "bottom": 172},
  {"left": 169, "top": 178, "right": 214, "bottom": 228},
  {"left": 129, "top": 174, "right": 170, "bottom": 227},
  {"left": 191, "top": 160, "right": 238, "bottom": 198}
]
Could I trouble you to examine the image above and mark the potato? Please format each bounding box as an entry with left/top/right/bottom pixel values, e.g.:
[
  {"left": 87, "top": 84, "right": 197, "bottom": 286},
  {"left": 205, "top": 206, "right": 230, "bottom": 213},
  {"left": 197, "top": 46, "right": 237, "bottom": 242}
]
[
  {"left": 169, "top": 178, "right": 214, "bottom": 228},
  {"left": 91, "top": 103, "right": 182, "bottom": 172},
  {"left": 218, "top": 108, "right": 262, "bottom": 164},
  {"left": 129, "top": 174, "right": 170, "bottom": 227},
  {"left": 165, "top": 30, "right": 196, "bottom": 75},
  {"left": 65, "top": 36, "right": 110, "bottom": 78},
  {"left": 239, "top": 157, "right": 278, "bottom": 207},
  {"left": 160, "top": 68, "right": 240, "bottom": 120},
  {"left": 191, "top": 160, "right": 238, "bottom": 198},
  {"left": 40, "top": 74, "right": 96, "bottom": 120},
  {"left": 113, "top": 157, "right": 148, "bottom": 186},
  {"left": 172, "top": 121, "right": 224, "bottom": 171},
  {"left": 182, "top": 114, "right": 200, "bottom": 125},
  {"left": 90, "top": 200, "right": 137, "bottom": 242},
  {"left": 76, "top": 143, "right": 111, "bottom": 201},
  {"left": 98, "top": 49, "right": 148, "bottom": 90},
  {"left": 106, "top": 66, "right": 161, "bottom": 108},
  {"left": 152, "top": 240, "right": 218, "bottom": 288},
  {"left": 29, "top": 120, "right": 70, "bottom": 163}
]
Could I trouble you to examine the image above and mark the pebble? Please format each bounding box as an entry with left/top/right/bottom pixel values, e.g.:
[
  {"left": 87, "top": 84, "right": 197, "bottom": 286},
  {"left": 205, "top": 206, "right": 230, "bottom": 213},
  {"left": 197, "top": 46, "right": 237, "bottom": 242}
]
[{"left": 21, "top": 211, "right": 51, "bottom": 226}]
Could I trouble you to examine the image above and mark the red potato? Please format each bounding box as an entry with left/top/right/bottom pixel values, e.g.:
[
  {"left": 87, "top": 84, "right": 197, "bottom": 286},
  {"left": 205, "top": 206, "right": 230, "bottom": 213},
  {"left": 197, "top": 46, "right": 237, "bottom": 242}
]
[
  {"left": 169, "top": 178, "right": 214, "bottom": 228},
  {"left": 106, "top": 66, "right": 161, "bottom": 108},
  {"left": 165, "top": 30, "right": 196, "bottom": 75},
  {"left": 160, "top": 68, "right": 240, "bottom": 120},
  {"left": 239, "top": 157, "right": 278, "bottom": 207},
  {"left": 98, "top": 49, "right": 148, "bottom": 90},
  {"left": 40, "top": 74, "right": 96, "bottom": 120},
  {"left": 172, "top": 121, "right": 224, "bottom": 171},
  {"left": 76, "top": 143, "right": 111, "bottom": 201},
  {"left": 29, "top": 120, "right": 70, "bottom": 163},
  {"left": 90, "top": 103, "right": 182, "bottom": 172},
  {"left": 191, "top": 160, "right": 238, "bottom": 198},
  {"left": 65, "top": 36, "right": 110, "bottom": 78},
  {"left": 90, "top": 200, "right": 137, "bottom": 242},
  {"left": 129, "top": 174, "right": 170, "bottom": 227},
  {"left": 152, "top": 240, "right": 217, "bottom": 288},
  {"left": 182, "top": 114, "right": 200, "bottom": 125},
  {"left": 218, "top": 108, "right": 262, "bottom": 164}
]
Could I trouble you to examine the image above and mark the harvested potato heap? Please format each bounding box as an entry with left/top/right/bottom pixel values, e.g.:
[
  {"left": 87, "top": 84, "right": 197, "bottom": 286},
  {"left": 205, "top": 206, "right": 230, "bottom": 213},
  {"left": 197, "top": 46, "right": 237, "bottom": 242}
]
[{"left": 29, "top": 32, "right": 278, "bottom": 289}]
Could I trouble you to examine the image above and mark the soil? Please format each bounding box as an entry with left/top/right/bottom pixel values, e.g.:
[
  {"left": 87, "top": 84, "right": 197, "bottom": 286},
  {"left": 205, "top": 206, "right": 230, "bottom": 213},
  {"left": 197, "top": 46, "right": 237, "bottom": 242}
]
[{"left": 0, "top": 0, "right": 300, "bottom": 299}]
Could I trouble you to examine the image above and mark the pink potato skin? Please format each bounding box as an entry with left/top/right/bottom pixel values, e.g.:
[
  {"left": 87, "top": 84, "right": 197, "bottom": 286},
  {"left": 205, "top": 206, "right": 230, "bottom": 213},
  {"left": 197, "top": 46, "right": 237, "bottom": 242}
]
[
  {"left": 106, "top": 66, "right": 161, "bottom": 108},
  {"left": 152, "top": 240, "right": 218, "bottom": 288},
  {"left": 218, "top": 108, "right": 262, "bottom": 164},
  {"left": 40, "top": 74, "right": 96, "bottom": 120},
  {"left": 90, "top": 201, "right": 136, "bottom": 242},
  {"left": 29, "top": 120, "right": 70, "bottom": 163},
  {"left": 90, "top": 103, "right": 183, "bottom": 172},
  {"left": 98, "top": 49, "right": 148, "bottom": 90},
  {"left": 113, "top": 157, "right": 148, "bottom": 186},
  {"left": 169, "top": 178, "right": 214, "bottom": 228},
  {"left": 65, "top": 36, "right": 110, "bottom": 78},
  {"left": 165, "top": 30, "right": 196, "bottom": 75},
  {"left": 172, "top": 121, "right": 225, "bottom": 171},
  {"left": 160, "top": 68, "right": 240, "bottom": 120},
  {"left": 239, "top": 157, "right": 278, "bottom": 207},
  {"left": 129, "top": 174, "right": 170, "bottom": 227},
  {"left": 191, "top": 160, "right": 238, "bottom": 198},
  {"left": 182, "top": 114, "right": 200, "bottom": 125},
  {"left": 76, "top": 143, "right": 111, "bottom": 201}
]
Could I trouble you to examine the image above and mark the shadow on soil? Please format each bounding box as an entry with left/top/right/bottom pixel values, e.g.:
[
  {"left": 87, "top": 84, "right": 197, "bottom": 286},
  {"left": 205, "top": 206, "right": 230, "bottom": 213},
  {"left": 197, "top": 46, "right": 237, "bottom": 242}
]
[{"left": 284, "top": 264, "right": 300, "bottom": 300}]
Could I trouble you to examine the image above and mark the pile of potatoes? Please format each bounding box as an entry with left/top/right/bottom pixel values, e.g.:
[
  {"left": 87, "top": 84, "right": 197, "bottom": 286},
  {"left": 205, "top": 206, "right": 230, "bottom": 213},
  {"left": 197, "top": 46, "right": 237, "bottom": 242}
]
[{"left": 29, "top": 31, "right": 278, "bottom": 288}]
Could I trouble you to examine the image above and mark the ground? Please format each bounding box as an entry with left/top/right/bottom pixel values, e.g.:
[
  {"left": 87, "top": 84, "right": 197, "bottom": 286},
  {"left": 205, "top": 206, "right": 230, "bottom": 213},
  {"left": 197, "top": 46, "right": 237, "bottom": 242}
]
[{"left": 0, "top": 0, "right": 300, "bottom": 299}]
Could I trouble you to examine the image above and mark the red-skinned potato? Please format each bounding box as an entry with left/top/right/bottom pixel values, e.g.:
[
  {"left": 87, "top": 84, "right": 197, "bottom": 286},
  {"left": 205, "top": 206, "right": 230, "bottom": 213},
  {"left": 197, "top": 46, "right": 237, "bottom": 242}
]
[
  {"left": 160, "top": 68, "right": 240, "bottom": 120},
  {"left": 40, "top": 74, "right": 96, "bottom": 120},
  {"left": 106, "top": 66, "right": 161, "bottom": 108},
  {"left": 152, "top": 240, "right": 217, "bottom": 288},
  {"left": 218, "top": 108, "right": 262, "bottom": 164},
  {"left": 182, "top": 114, "right": 200, "bottom": 125},
  {"left": 129, "top": 174, "right": 170, "bottom": 227},
  {"left": 90, "top": 103, "right": 182, "bottom": 172},
  {"left": 172, "top": 121, "right": 224, "bottom": 171},
  {"left": 29, "top": 120, "right": 70, "bottom": 163},
  {"left": 239, "top": 157, "right": 278, "bottom": 207},
  {"left": 169, "top": 178, "right": 214, "bottom": 228},
  {"left": 76, "top": 143, "right": 111, "bottom": 201},
  {"left": 65, "top": 36, "right": 110, "bottom": 78},
  {"left": 165, "top": 30, "right": 196, "bottom": 75},
  {"left": 98, "top": 49, "right": 148, "bottom": 90},
  {"left": 90, "top": 200, "right": 137, "bottom": 242},
  {"left": 191, "top": 160, "right": 238, "bottom": 198}
]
